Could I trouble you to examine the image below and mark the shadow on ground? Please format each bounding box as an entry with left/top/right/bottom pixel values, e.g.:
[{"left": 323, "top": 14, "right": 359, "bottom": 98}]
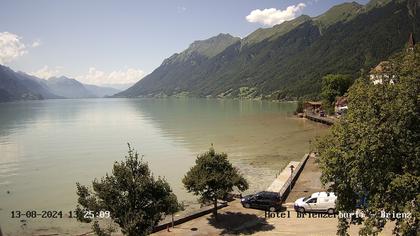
[{"left": 207, "top": 211, "right": 274, "bottom": 235}]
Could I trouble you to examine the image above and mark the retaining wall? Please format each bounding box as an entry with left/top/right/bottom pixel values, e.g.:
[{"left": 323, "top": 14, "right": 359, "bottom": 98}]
[
  {"left": 279, "top": 154, "right": 310, "bottom": 202},
  {"left": 152, "top": 202, "right": 227, "bottom": 232}
]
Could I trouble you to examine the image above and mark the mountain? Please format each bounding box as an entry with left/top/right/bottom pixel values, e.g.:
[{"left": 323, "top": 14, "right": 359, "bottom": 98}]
[
  {"left": 242, "top": 15, "right": 312, "bottom": 46},
  {"left": 0, "top": 65, "right": 61, "bottom": 102},
  {"left": 366, "top": 0, "right": 394, "bottom": 9},
  {"left": 0, "top": 65, "right": 37, "bottom": 102},
  {"left": 44, "top": 76, "right": 96, "bottom": 99},
  {"left": 116, "top": 0, "right": 420, "bottom": 100},
  {"left": 83, "top": 84, "right": 120, "bottom": 97},
  {"left": 16, "top": 72, "right": 63, "bottom": 99},
  {"left": 117, "top": 33, "right": 240, "bottom": 97},
  {"left": 45, "top": 77, "right": 121, "bottom": 98},
  {"left": 312, "top": 2, "right": 363, "bottom": 32},
  {"left": 0, "top": 65, "right": 124, "bottom": 102},
  {"left": 99, "top": 83, "right": 134, "bottom": 91},
  {"left": 175, "top": 33, "right": 241, "bottom": 59}
]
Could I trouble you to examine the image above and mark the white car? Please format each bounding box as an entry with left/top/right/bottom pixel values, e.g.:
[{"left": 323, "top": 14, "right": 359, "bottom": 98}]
[{"left": 294, "top": 192, "right": 337, "bottom": 214}]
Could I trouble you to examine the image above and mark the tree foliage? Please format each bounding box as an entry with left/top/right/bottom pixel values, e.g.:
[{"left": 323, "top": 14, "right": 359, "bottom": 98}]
[
  {"left": 321, "top": 74, "right": 353, "bottom": 114},
  {"left": 315, "top": 45, "right": 419, "bottom": 235},
  {"left": 76, "top": 144, "right": 180, "bottom": 236},
  {"left": 295, "top": 99, "right": 304, "bottom": 113},
  {"left": 182, "top": 147, "right": 249, "bottom": 218}
]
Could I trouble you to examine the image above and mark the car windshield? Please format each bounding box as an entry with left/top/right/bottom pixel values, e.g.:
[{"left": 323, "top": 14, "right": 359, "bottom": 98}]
[{"left": 303, "top": 196, "right": 311, "bottom": 201}]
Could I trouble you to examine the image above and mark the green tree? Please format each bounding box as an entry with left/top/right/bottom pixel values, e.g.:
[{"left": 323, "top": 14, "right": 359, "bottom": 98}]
[
  {"left": 315, "top": 46, "right": 419, "bottom": 235},
  {"left": 182, "top": 146, "right": 249, "bottom": 219},
  {"left": 295, "top": 99, "right": 304, "bottom": 114},
  {"left": 75, "top": 144, "right": 180, "bottom": 236},
  {"left": 321, "top": 74, "right": 353, "bottom": 114},
  {"left": 166, "top": 193, "right": 184, "bottom": 228}
]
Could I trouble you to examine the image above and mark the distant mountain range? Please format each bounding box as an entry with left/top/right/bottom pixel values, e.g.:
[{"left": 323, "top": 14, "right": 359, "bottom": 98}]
[
  {"left": 0, "top": 65, "right": 120, "bottom": 102},
  {"left": 116, "top": 0, "right": 420, "bottom": 100},
  {"left": 2, "top": 0, "right": 418, "bottom": 102}
]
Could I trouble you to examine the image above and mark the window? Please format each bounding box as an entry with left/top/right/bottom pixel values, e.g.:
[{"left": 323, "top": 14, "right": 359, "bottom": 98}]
[{"left": 307, "top": 198, "right": 317, "bottom": 203}]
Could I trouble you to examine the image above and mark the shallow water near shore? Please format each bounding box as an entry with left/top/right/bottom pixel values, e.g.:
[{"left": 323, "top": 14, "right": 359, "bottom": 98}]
[{"left": 0, "top": 98, "right": 327, "bottom": 234}]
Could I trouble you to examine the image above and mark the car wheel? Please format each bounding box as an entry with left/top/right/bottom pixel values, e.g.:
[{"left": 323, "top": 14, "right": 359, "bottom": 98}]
[
  {"left": 327, "top": 208, "right": 335, "bottom": 214},
  {"left": 244, "top": 203, "right": 250, "bottom": 208},
  {"left": 298, "top": 207, "right": 305, "bottom": 213},
  {"left": 269, "top": 207, "right": 276, "bottom": 212}
]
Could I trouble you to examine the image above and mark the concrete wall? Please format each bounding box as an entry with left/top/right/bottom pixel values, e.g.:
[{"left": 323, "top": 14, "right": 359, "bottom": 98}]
[
  {"left": 152, "top": 202, "right": 228, "bottom": 232},
  {"left": 279, "top": 154, "right": 309, "bottom": 202}
]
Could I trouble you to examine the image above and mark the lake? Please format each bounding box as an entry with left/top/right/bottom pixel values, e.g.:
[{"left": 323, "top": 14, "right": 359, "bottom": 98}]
[{"left": 0, "top": 98, "right": 327, "bottom": 234}]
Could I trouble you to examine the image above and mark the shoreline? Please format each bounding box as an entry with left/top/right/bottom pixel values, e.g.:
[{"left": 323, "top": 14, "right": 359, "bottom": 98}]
[{"left": 0, "top": 96, "right": 300, "bottom": 105}]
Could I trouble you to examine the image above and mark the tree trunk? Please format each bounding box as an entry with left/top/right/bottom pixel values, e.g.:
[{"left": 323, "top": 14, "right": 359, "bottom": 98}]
[
  {"left": 213, "top": 197, "right": 218, "bottom": 220},
  {"left": 171, "top": 214, "right": 174, "bottom": 228}
]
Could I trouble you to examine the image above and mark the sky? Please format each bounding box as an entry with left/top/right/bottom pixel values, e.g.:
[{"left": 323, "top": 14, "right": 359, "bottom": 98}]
[{"left": 0, "top": 0, "right": 369, "bottom": 87}]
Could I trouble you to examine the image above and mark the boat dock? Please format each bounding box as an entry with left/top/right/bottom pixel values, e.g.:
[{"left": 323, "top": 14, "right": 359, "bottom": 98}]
[
  {"left": 267, "top": 161, "right": 300, "bottom": 192},
  {"left": 267, "top": 154, "right": 310, "bottom": 201},
  {"left": 304, "top": 113, "right": 335, "bottom": 125}
]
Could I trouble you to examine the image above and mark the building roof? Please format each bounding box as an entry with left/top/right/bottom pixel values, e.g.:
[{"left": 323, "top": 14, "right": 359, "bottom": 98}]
[
  {"left": 370, "top": 61, "right": 391, "bottom": 74},
  {"left": 335, "top": 96, "right": 348, "bottom": 106},
  {"left": 304, "top": 101, "right": 322, "bottom": 106}
]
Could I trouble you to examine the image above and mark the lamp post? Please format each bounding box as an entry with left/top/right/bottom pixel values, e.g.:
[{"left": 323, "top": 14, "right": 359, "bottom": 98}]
[
  {"left": 309, "top": 140, "right": 312, "bottom": 154},
  {"left": 289, "top": 165, "right": 295, "bottom": 192}
]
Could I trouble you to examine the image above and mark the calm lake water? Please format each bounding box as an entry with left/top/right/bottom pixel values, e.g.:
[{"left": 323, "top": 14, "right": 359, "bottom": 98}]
[{"left": 0, "top": 98, "right": 326, "bottom": 234}]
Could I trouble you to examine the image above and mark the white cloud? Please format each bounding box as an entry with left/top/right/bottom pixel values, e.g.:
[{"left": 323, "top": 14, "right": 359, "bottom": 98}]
[
  {"left": 0, "top": 32, "right": 27, "bottom": 64},
  {"left": 30, "top": 65, "right": 62, "bottom": 79},
  {"left": 246, "top": 3, "right": 306, "bottom": 26},
  {"left": 76, "top": 67, "right": 145, "bottom": 85},
  {"left": 30, "top": 66, "right": 145, "bottom": 85},
  {"left": 31, "top": 39, "right": 41, "bottom": 48}
]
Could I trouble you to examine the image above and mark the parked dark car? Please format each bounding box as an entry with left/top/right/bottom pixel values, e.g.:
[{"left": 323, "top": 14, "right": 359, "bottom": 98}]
[{"left": 241, "top": 191, "right": 282, "bottom": 212}]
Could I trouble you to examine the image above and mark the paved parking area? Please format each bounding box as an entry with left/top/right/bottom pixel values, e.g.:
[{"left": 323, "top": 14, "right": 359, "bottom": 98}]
[{"left": 153, "top": 155, "right": 393, "bottom": 235}]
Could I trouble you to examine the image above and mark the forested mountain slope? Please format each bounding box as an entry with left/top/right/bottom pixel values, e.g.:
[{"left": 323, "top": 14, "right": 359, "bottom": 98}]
[{"left": 117, "top": 0, "right": 419, "bottom": 99}]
